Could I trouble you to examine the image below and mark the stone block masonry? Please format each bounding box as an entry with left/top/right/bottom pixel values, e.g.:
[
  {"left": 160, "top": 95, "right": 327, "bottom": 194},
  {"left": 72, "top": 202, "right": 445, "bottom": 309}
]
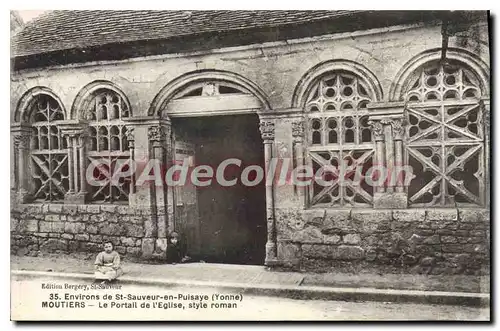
[
  {"left": 10, "top": 205, "right": 490, "bottom": 275},
  {"left": 9, "top": 15, "right": 490, "bottom": 275},
  {"left": 277, "top": 208, "right": 490, "bottom": 275},
  {"left": 10, "top": 204, "right": 157, "bottom": 260}
]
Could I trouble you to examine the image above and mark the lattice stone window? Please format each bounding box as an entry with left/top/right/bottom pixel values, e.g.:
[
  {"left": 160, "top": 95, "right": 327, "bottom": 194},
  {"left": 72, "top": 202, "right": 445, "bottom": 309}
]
[
  {"left": 305, "top": 71, "right": 375, "bottom": 207},
  {"left": 29, "top": 94, "right": 69, "bottom": 201},
  {"left": 404, "top": 61, "right": 485, "bottom": 207},
  {"left": 86, "top": 89, "right": 131, "bottom": 203}
]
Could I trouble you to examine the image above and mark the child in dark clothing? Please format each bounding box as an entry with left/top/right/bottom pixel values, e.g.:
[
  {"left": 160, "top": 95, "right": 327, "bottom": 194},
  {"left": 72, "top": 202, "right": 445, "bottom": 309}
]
[
  {"left": 166, "top": 231, "right": 192, "bottom": 264},
  {"left": 166, "top": 232, "right": 182, "bottom": 264}
]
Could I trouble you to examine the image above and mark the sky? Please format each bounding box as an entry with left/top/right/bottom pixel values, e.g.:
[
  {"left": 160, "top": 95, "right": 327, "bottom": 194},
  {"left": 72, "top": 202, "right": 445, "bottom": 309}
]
[{"left": 16, "top": 10, "right": 48, "bottom": 23}]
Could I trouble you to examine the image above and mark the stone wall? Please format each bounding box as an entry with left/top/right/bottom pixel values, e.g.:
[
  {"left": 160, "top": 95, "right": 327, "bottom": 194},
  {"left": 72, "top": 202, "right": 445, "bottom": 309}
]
[
  {"left": 10, "top": 22, "right": 490, "bottom": 117},
  {"left": 10, "top": 18, "right": 490, "bottom": 273},
  {"left": 10, "top": 204, "right": 158, "bottom": 260},
  {"left": 276, "top": 208, "right": 490, "bottom": 275},
  {"left": 11, "top": 202, "right": 490, "bottom": 275}
]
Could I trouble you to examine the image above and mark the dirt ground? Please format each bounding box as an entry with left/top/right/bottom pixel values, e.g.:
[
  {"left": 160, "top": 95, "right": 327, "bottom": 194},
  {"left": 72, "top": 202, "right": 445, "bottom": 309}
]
[{"left": 11, "top": 253, "right": 490, "bottom": 293}]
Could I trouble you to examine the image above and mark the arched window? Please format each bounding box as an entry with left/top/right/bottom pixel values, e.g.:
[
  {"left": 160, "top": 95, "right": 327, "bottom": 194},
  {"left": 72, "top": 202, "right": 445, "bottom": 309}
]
[
  {"left": 29, "top": 94, "right": 69, "bottom": 201},
  {"left": 403, "top": 60, "right": 485, "bottom": 207},
  {"left": 85, "top": 89, "right": 131, "bottom": 203},
  {"left": 305, "top": 71, "right": 375, "bottom": 207}
]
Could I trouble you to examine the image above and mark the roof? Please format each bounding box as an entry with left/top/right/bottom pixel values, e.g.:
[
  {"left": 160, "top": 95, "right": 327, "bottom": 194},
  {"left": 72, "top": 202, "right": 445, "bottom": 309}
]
[
  {"left": 11, "top": 10, "right": 357, "bottom": 58},
  {"left": 11, "top": 10, "right": 486, "bottom": 71},
  {"left": 10, "top": 11, "right": 24, "bottom": 35}
]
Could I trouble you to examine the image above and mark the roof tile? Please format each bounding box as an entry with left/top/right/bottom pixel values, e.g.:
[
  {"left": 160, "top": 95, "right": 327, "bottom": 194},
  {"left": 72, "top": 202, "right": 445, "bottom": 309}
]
[{"left": 11, "top": 10, "right": 354, "bottom": 57}]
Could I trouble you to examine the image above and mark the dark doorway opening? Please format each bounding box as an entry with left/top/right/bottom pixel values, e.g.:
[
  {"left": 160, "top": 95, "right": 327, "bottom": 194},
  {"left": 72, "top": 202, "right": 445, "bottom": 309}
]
[{"left": 172, "top": 114, "right": 267, "bottom": 265}]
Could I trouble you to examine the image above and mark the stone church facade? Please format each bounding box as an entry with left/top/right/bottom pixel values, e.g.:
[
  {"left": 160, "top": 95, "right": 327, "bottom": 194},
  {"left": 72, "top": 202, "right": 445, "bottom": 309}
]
[{"left": 11, "top": 11, "right": 490, "bottom": 275}]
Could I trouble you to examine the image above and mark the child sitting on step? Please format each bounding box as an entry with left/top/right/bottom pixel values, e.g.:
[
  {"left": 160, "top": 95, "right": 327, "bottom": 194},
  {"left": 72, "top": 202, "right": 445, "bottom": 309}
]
[{"left": 94, "top": 241, "right": 123, "bottom": 283}]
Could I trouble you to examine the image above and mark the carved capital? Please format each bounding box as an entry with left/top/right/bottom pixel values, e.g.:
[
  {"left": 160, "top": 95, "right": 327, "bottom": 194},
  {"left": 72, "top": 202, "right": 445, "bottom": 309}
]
[
  {"left": 148, "top": 125, "right": 166, "bottom": 143},
  {"left": 60, "top": 128, "right": 87, "bottom": 148},
  {"left": 13, "top": 135, "right": 31, "bottom": 149},
  {"left": 291, "top": 121, "right": 304, "bottom": 141},
  {"left": 368, "top": 120, "right": 385, "bottom": 141},
  {"left": 60, "top": 127, "right": 86, "bottom": 138},
  {"left": 259, "top": 121, "right": 275, "bottom": 142},
  {"left": 378, "top": 118, "right": 406, "bottom": 140},
  {"left": 125, "top": 126, "right": 135, "bottom": 148},
  {"left": 391, "top": 118, "right": 406, "bottom": 140}
]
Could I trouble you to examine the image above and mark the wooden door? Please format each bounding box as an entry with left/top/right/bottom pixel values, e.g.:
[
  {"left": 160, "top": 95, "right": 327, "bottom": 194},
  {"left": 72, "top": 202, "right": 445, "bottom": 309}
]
[{"left": 173, "top": 135, "right": 200, "bottom": 258}]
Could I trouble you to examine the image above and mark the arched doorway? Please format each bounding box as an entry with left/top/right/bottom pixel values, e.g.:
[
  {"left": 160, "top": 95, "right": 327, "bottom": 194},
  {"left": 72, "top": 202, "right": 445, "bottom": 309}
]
[{"left": 155, "top": 74, "right": 270, "bottom": 265}]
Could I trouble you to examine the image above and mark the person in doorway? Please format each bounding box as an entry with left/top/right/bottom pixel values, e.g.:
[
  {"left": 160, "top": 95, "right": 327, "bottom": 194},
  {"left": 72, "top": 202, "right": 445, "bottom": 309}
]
[
  {"left": 166, "top": 231, "right": 192, "bottom": 264},
  {"left": 94, "top": 241, "right": 123, "bottom": 283}
]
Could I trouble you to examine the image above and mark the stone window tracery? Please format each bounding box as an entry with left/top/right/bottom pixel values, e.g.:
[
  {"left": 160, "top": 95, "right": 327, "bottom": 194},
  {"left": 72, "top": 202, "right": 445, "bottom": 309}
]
[
  {"left": 85, "top": 89, "right": 131, "bottom": 203},
  {"left": 305, "top": 71, "right": 375, "bottom": 207},
  {"left": 403, "top": 60, "right": 485, "bottom": 207},
  {"left": 29, "top": 94, "right": 69, "bottom": 201}
]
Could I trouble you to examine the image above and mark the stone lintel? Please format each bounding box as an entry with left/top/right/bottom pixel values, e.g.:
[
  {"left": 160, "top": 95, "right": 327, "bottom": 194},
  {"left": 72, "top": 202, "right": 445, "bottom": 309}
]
[
  {"left": 60, "top": 128, "right": 87, "bottom": 137},
  {"left": 368, "top": 114, "right": 405, "bottom": 122},
  {"left": 373, "top": 192, "right": 408, "bottom": 209},
  {"left": 367, "top": 101, "right": 406, "bottom": 111},
  {"left": 56, "top": 121, "right": 88, "bottom": 137},
  {"left": 123, "top": 116, "right": 171, "bottom": 126},
  {"left": 52, "top": 120, "right": 82, "bottom": 126},
  {"left": 258, "top": 108, "right": 303, "bottom": 119},
  {"left": 367, "top": 101, "right": 406, "bottom": 119}
]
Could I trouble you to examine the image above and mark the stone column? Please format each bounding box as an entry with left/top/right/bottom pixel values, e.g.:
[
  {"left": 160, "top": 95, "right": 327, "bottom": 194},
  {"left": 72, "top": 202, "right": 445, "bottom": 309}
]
[
  {"left": 121, "top": 117, "right": 167, "bottom": 260},
  {"left": 368, "top": 102, "right": 408, "bottom": 209},
  {"left": 125, "top": 126, "right": 136, "bottom": 195},
  {"left": 368, "top": 119, "right": 386, "bottom": 194},
  {"left": 163, "top": 123, "right": 175, "bottom": 234},
  {"left": 381, "top": 119, "right": 395, "bottom": 194},
  {"left": 391, "top": 118, "right": 406, "bottom": 193},
  {"left": 78, "top": 131, "right": 88, "bottom": 198},
  {"left": 292, "top": 120, "right": 306, "bottom": 207},
  {"left": 72, "top": 135, "right": 79, "bottom": 192},
  {"left": 148, "top": 121, "right": 171, "bottom": 258},
  {"left": 259, "top": 119, "right": 278, "bottom": 265},
  {"left": 126, "top": 123, "right": 150, "bottom": 209},
  {"left": 60, "top": 125, "right": 87, "bottom": 204},
  {"left": 12, "top": 126, "right": 32, "bottom": 204},
  {"left": 66, "top": 135, "right": 75, "bottom": 194}
]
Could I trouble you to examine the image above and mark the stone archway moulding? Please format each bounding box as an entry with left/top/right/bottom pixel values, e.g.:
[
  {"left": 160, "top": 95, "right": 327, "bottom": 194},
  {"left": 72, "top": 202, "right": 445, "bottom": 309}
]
[
  {"left": 70, "top": 80, "right": 133, "bottom": 121},
  {"left": 148, "top": 70, "right": 272, "bottom": 118},
  {"left": 14, "top": 86, "right": 67, "bottom": 123},
  {"left": 291, "top": 59, "right": 384, "bottom": 108},
  {"left": 146, "top": 69, "right": 277, "bottom": 265},
  {"left": 389, "top": 47, "right": 490, "bottom": 101}
]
